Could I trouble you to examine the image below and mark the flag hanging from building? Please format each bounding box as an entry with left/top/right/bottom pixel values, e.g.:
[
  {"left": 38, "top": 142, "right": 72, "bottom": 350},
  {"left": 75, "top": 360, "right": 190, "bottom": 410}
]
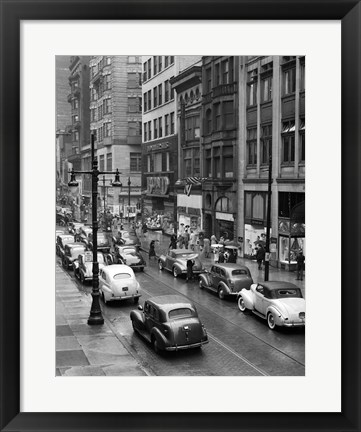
[{"left": 183, "top": 177, "right": 208, "bottom": 196}]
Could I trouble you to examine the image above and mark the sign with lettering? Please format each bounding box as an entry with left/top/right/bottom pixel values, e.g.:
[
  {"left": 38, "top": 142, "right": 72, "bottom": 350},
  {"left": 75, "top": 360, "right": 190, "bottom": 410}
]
[
  {"left": 84, "top": 251, "right": 93, "bottom": 263},
  {"left": 188, "top": 207, "right": 201, "bottom": 216},
  {"left": 216, "top": 212, "right": 234, "bottom": 222},
  {"left": 146, "top": 177, "right": 170, "bottom": 195}
]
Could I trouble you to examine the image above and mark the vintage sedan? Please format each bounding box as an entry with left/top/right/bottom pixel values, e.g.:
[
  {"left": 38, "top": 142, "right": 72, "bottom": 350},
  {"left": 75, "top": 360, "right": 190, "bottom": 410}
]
[
  {"left": 113, "top": 229, "right": 140, "bottom": 246},
  {"left": 88, "top": 232, "right": 112, "bottom": 252},
  {"left": 62, "top": 243, "right": 86, "bottom": 269},
  {"left": 130, "top": 295, "right": 209, "bottom": 353},
  {"left": 158, "top": 249, "right": 204, "bottom": 278},
  {"left": 73, "top": 251, "right": 106, "bottom": 283},
  {"left": 199, "top": 264, "right": 253, "bottom": 300},
  {"left": 111, "top": 245, "right": 146, "bottom": 271},
  {"left": 56, "top": 229, "right": 65, "bottom": 239},
  {"left": 99, "top": 264, "right": 141, "bottom": 305},
  {"left": 56, "top": 234, "right": 75, "bottom": 258},
  {"left": 78, "top": 226, "right": 93, "bottom": 246},
  {"left": 237, "top": 281, "right": 305, "bottom": 330}
]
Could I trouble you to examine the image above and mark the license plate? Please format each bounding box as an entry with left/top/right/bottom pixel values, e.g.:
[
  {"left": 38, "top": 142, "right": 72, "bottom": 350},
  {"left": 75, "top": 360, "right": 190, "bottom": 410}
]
[{"left": 122, "top": 287, "right": 128, "bottom": 292}]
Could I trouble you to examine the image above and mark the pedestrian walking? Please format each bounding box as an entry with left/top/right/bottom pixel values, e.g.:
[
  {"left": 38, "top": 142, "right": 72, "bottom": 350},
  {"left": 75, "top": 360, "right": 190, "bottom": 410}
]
[
  {"left": 218, "top": 249, "right": 225, "bottom": 263},
  {"left": 203, "top": 237, "right": 210, "bottom": 258},
  {"left": 183, "top": 229, "right": 190, "bottom": 249},
  {"left": 186, "top": 259, "right": 194, "bottom": 282},
  {"left": 296, "top": 250, "right": 305, "bottom": 281},
  {"left": 213, "top": 247, "right": 220, "bottom": 263},
  {"left": 149, "top": 240, "right": 156, "bottom": 260},
  {"left": 256, "top": 245, "right": 265, "bottom": 270},
  {"left": 169, "top": 234, "right": 177, "bottom": 250},
  {"left": 198, "top": 232, "right": 204, "bottom": 252},
  {"left": 189, "top": 230, "right": 196, "bottom": 251},
  {"left": 227, "top": 250, "right": 237, "bottom": 263}
]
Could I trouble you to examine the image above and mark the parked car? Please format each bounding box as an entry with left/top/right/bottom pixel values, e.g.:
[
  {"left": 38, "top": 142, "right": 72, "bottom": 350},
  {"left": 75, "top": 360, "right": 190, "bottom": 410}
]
[
  {"left": 111, "top": 244, "right": 146, "bottom": 271},
  {"left": 158, "top": 249, "right": 204, "bottom": 278},
  {"left": 99, "top": 264, "right": 141, "bottom": 305},
  {"left": 67, "top": 222, "right": 84, "bottom": 238},
  {"left": 73, "top": 251, "right": 106, "bottom": 283},
  {"left": 88, "top": 232, "right": 112, "bottom": 252},
  {"left": 130, "top": 294, "right": 209, "bottom": 353},
  {"left": 199, "top": 263, "right": 253, "bottom": 300},
  {"left": 78, "top": 226, "right": 93, "bottom": 246},
  {"left": 56, "top": 229, "right": 65, "bottom": 239},
  {"left": 113, "top": 229, "right": 140, "bottom": 246},
  {"left": 56, "top": 234, "right": 75, "bottom": 257},
  {"left": 237, "top": 281, "right": 305, "bottom": 330},
  {"left": 62, "top": 243, "right": 86, "bottom": 269}
]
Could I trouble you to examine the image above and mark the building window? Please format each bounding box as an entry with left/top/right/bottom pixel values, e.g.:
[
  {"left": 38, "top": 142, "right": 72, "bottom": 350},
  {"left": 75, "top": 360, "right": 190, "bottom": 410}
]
[
  {"left": 222, "top": 60, "right": 229, "bottom": 84},
  {"left": 153, "top": 87, "right": 158, "bottom": 108},
  {"left": 143, "top": 62, "right": 147, "bottom": 82},
  {"left": 104, "top": 74, "right": 111, "bottom": 90},
  {"left": 261, "top": 75, "right": 273, "bottom": 102},
  {"left": 147, "top": 155, "right": 152, "bottom": 172},
  {"left": 283, "top": 67, "right": 296, "bottom": 95},
  {"left": 73, "top": 131, "right": 79, "bottom": 142},
  {"left": 103, "top": 122, "right": 111, "bottom": 137},
  {"left": 184, "top": 149, "right": 192, "bottom": 177},
  {"left": 158, "top": 83, "right": 162, "bottom": 105},
  {"left": 106, "top": 153, "right": 112, "bottom": 171},
  {"left": 103, "top": 98, "right": 111, "bottom": 114},
  {"left": 128, "top": 56, "right": 137, "bottom": 63},
  {"left": 130, "top": 153, "right": 141, "bottom": 172},
  {"left": 299, "top": 119, "right": 305, "bottom": 162},
  {"left": 147, "top": 59, "right": 152, "bottom": 81},
  {"left": 170, "top": 78, "right": 174, "bottom": 100},
  {"left": 170, "top": 112, "right": 175, "bottom": 134},
  {"left": 165, "top": 114, "right": 169, "bottom": 135},
  {"left": 223, "top": 146, "right": 234, "bottom": 178},
  {"left": 99, "top": 155, "right": 105, "bottom": 171},
  {"left": 128, "top": 97, "right": 139, "bottom": 113},
  {"left": 154, "top": 153, "right": 162, "bottom": 172},
  {"left": 106, "top": 56, "right": 111, "bottom": 65},
  {"left": 205, "top": 68, "right": 212, "bottom": 93},
  {"left": 300, "top": 59, "right": 305, "bottom": 91},
  {"left": 153, "top": 56, "right": 157, "bottom": 75},
  {"left": 143, "top": 93, "right": 147, "bottom": 112},
  {"left": 281, "top": 120, "right": 295, "bottom": 164},
  {"left": 144, "top": 122, "right": 147, "bottom": 141},
  {"left": 261, "top": 124, "right": 272, "bottom": 165},
  {"left": 223, "top": 101, "right": 234, "bottom": 129},
  {"left": 128, "top": 72, "right": 138, "bottom": 88},
  {"left": 158, "top": 56, "right": 162, "bottom": 72},
  {"left": 247, "top": 128, "right": 257, "bottom": 166},
  {"left": 148, "top": 121, "right": 152, "bottom": 141},
  {"left": 213, "top": 147, "right": 221, "bottom": 178},
  {"left": 214, "top": 103, "right": 221, "bottom": 131},
  {"left": 129, "top": 121, "right": 140, "bottom": 136},
  {"left": 215, "top": 63, "right": 221, "bottom": 86},
  {"left": 205, "top": 109, "right": 212, "bottom": 134},
  {"left": 185, "top": 115, "right": 200, "bottom": 141},
  {"left": 154, "top": 118, "right": 158, "bottom": 139},
  {"left": 170, "top": 56, "right": 174, "bottom": 64},
  {"left": 164, "top": 56, "right": 169, "bottom": 68},
  {"left": 158, "top": 117, "right": 163, "bottom": 137},
  {"left": 247, "top": 71, "right": 258, "bottom": 106},
  {"left": 97, "top": 105, "right": 103, "bottom": 120},
  {"left": 205, "top": 149, "right": 212, "bottom": 177},
  {"left": 164, "top": 80, "right": 169, "bottom": 102},
  {"left": 194, "top": 148, "right": 200, "bottom": 176},
  {"left": 147, "top": 90, "right": 152, "bottom": 111}
]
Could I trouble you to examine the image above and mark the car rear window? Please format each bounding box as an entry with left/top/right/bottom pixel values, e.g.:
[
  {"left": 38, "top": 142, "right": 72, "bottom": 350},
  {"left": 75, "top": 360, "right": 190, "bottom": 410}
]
[
  {"left": 123, "top": 248, "right": 136, "bottom": 254},
  {"left": 275, "top": 289, "right": 303, "bottom": 298},
  {"left": 113, "top": 273, "right": 131, "bottom": 280},
  {"left": 232, "top": 269, "right": 248, "bottom": 276},
  {"left": 168, "top": 308, "right": 193, "bottom": 319}
]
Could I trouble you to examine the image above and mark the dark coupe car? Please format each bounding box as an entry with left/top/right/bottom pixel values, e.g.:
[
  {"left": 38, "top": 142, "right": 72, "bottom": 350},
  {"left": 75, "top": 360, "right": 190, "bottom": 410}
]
[
  {"left": 130, "top": 295, "right": 209, "bottom": 353},
  {"left": 199, "top": 264, "right": 253, "bottom": 300},
  {"left": 56, "top": 234, "right": 75, "bottom": 258},
  {"left": 111, "top": 244, "right": 146, "bottom": 271},
  {"left": 158, "top": 249, "right": 204, "bottom": 278},
  {"left": 62, "top": 243, "right": 86, "bottom": 269},
  {"left": 73, "top": 251, "right": 107, "bottom": 283}
]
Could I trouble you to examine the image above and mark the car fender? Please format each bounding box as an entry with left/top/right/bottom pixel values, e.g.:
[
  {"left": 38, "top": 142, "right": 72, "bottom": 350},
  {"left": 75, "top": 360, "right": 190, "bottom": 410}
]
[
  {"left": 199, "top": 272, "right": 210, "bottom": 288},
  {"left": 130, "top": 310, "right": 146, "bottom": 330},
  {"left": 159, "top": 254, "right": 166, "bottom": 264},
  {"left": 173, "top": 263, "right": 184, "bottom": 273},
  {"left": 150, "top": 327, "right": 168, "bottom": 349},
  {"left": 266, "top": 305, "right": 285, "bottom": 326},
  {"left": 218, "top": 280, "right": 232, "bottom": 295},
  {"left": 238, "top": 288, "right": 254, "bottom": 310}
]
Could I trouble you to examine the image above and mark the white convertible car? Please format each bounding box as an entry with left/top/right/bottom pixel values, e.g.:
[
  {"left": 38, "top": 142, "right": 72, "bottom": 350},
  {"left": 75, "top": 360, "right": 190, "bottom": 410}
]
[{"left": 237, "top": 281, "right": 305, "bottom": 330}]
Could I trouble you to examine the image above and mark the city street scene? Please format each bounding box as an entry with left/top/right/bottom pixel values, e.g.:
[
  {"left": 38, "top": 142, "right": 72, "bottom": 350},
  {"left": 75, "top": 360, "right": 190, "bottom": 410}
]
[{"left": 56, "top": 55, "right": 305, "bottom": 376}]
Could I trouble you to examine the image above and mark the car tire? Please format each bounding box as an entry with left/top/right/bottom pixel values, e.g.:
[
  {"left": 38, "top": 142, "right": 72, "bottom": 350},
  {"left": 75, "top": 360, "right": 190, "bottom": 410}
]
[
  {"left": 267, "top": 312, "right": 276, "bottom": 330},
  {"left": 238, "top": 296, "right": 246, "bottom": 312},
  {"left": 153, "top": 337, "right": 160, "bottom": 354},
  {"left": 158, "top": 261, "right": 163, "bottom": 271},
  {"left": 173, "top": 267, "right": 179, "bottom": 278},
  {"left": 62, "top": 259, "right": 67, "bottom": 269},
  {"left": 218, "top": 286, "right": 225, "bottom": 300}
]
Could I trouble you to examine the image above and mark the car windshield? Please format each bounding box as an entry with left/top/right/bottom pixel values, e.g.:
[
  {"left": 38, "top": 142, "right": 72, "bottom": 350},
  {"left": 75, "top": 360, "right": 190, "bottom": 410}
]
[
  {"left": 63, "top": 237, "right": 74, "bottom": 243},
  {"left": 168, "top": 308, "right": 193, "bottom": 319},
  {"left": 275, "top": 289, "right": 303, "bottom": 299},
  {"left": 177, "top": 253, "right": 197, "bottom": 259},
  {"left": 123, "top": 248, "right": 136, "bottom": 254},
  {"left": 232, "top": 269, "right": 248, "bottom": 276},
  {"left": 113, "top": 273, "right": 131, "bottom": 280}
]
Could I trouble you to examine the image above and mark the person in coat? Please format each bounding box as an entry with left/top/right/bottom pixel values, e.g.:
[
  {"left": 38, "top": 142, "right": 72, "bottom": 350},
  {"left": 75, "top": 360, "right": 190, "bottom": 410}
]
[
  {"left": 203, "top": 237, "right": 211, "bottom": 258},
  {"left": 169, "top": 234, "right": 177, "bottom": 250},
  {"left": 149, "top": 240, "right": 156, "bottom": 260},
  {"left": 296, "top": 250, "right": 305, "bottom": 281},
  {"left": 227, "top": 250, "right": 238, "bottom": 263},
  {"left": 186, "top": 259, "right": 194, "bottom": 282},
  {"left": 218, "top": 250, "right": 225, "bottom": 263},
  {"left": 256, "top": 245, "right": 265, "bottom": 270}
]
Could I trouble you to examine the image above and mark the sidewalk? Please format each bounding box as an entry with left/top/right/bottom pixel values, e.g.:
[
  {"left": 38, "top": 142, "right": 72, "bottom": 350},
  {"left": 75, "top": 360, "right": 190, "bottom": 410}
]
[
  {"left": 56, "top": 265, "right": 151, "bottom": 376},
  {"left": 137, "top": 228, "right": 306, "bottom": 293}
]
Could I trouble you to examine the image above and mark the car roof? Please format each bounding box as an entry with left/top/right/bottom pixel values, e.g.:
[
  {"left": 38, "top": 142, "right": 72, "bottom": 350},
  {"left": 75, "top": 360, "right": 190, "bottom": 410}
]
[
  {"left": 213, "top": 263, "right": 249, "bottom": 271},
  {"left": 259, "top": 281, "right": 300, "bottom": 290},
  {"left": 58, "top": 234, "right": 74, "bottom": 240},
  {"left": 171, "top": 249, "right": 197, "bottom": 254},
  {"left": 147, "top": 295, "right": 195, "bottom": 311},
  {"left": 102, "top": 264, "right": 134, "bottom": 276},
  {"left": 67, "top": 243, "right": 85, "bottom": 249}
]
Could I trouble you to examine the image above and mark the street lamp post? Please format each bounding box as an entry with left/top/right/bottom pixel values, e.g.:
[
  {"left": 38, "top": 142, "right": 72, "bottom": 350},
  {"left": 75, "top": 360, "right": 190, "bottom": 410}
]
[
  {"left": 264, "top": 154, "right": 272, "bottom": 282},
  {"left": 68, "top": 134, "right": 122, "bottom": 325},
  {"left": 127, "top": 177, "right": 131, "bottom": 224}
]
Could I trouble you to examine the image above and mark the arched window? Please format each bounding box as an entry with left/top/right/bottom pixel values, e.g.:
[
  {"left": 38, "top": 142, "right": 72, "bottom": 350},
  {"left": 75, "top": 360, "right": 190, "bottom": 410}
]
[
  {"left": 215, "top": 196, "right": 233, "bottom": 213},
  {"left": 205, "top": 109, "right": 212, "bottom": 134},
  {"left": 190, "top": 90, "right": 194, "bottom": 101},
  {"left": 195, "top": 87, "right": 200, "bottom": 99},
  {"left": 185, "top": 93, "right": 189, "bottom": 103}
]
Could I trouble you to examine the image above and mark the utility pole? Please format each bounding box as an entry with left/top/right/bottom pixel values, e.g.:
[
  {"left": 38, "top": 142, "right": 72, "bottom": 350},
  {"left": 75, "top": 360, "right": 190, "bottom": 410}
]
[
  {"left": 264, "top": 154, "right": 272, "bottom": 282},
  {"left": 128, "top": 177, "right": 131, "bottom": 224}
]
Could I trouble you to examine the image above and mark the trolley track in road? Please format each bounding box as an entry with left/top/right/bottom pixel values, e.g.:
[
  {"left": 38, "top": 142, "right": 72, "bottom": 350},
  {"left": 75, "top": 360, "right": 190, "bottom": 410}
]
[{"left": 140, "top": 268, "right": 305, "bottom": 370}]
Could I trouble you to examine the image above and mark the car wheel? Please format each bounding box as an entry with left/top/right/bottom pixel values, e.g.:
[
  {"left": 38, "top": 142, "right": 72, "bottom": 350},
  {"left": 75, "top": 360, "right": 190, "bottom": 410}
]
[
  {"left": 152, "top": 337, "right": 160, "bottom": 354},
  {"left": 173, "top": 267, "right": 179, "bottom": 278},
  {"left": 158, "top": 261, "right": 163, "bottom": 270},
  {"left": 134, "top": 296, "right": 139, "bottom": 304},
  {"left": 199, "top": 280, "right": 204, "bottom": 289},
  {"left": 267, "top": 312, "right": 276, "bottom": 330},
  {"left": 218, "top": 286, "right": 225, "bottom": 300},
  {"left": 62, "top": 259, "right": 67, "bottom": 269},
  {"left": 238, "top": 296, "right": 246, "bottom": 312}
]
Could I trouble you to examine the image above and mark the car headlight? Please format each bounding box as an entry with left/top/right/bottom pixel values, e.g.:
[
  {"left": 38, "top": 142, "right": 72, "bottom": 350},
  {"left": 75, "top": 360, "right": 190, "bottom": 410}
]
[{"left": 299, "top": 312, "right": 305, "bottom": 319}]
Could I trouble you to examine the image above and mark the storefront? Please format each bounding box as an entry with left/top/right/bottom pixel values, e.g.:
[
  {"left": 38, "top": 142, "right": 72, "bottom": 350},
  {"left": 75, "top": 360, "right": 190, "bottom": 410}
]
[
  {"left": 243, "top": 192, "right": 268, "bottom": 258},
  {"left": 176, "top": 191, "right": 203, "bottom": 235}
]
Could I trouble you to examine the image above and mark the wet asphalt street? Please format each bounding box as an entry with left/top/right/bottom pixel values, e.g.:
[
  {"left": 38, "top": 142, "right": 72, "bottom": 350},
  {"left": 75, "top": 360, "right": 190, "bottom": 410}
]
[{"left": 57, "top": 250, "right": 305, "bottom": 377}]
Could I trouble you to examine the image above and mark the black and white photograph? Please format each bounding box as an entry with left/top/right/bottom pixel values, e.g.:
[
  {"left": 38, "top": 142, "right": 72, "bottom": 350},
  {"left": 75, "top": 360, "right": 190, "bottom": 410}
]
[{"left": 56, "top": 55, "right": 305, "bottom": 377}]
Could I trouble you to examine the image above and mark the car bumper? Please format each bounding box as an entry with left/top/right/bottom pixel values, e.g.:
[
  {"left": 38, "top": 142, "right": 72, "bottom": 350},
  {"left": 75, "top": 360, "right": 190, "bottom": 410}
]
[
  {"left": 282, "top": 320, "right": 305, "bottom": 327},
  {"left": 107, "top": 293, "right": 141, "bottom": 302},
  {"left": 129, "top": 264, "right": 145, "bottom": 269},
  {"left": 165, "top": 339, "right": 209, "bottom": 351}
]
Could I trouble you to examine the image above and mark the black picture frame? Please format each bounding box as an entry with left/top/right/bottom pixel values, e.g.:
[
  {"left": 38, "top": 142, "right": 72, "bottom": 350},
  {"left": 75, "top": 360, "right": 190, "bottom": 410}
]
[{"left": 1, "top": 1, "right": 360, "bottom": 431}]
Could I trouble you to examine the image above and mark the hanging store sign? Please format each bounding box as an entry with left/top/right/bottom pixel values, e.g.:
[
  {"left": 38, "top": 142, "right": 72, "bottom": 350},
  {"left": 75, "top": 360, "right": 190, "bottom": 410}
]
[
  {"left": 146, "top": 176, "right": 170, "bottom": 195},
  {"left": 215, "top": 212, "right": 234, "bottom": 221}
]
